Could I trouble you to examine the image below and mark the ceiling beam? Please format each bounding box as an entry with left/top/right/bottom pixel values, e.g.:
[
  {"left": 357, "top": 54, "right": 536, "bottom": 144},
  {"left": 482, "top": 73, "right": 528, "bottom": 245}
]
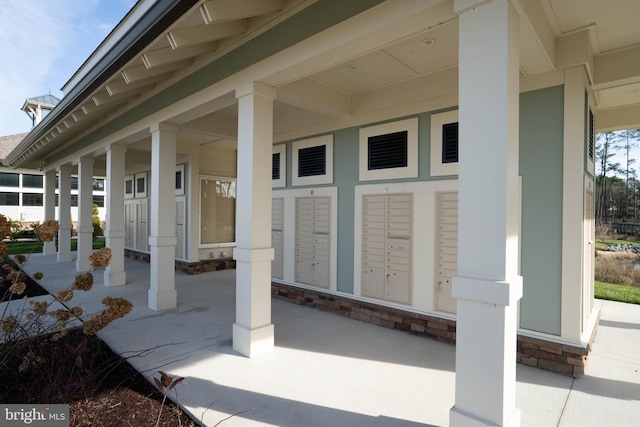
[{"left": 278, "top": 78, "right": 351, "bottom": 118}]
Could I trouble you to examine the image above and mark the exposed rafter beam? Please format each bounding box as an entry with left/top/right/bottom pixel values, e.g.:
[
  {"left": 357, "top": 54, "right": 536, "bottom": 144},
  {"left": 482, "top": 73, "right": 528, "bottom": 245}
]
[
  {"left": 167, "top": 20, "right": 247, "bottom": 49},
  {"left": 121, "top": 59, "right": 190, "bottom": 83},
  {"left": 141, "top": 42, "right": 216, "bottom": 69},
  {"left": 93, "top": 88, "right": 147, "bottom": 106},
  {"left": 106, "top": 75, "right": 165, "bottom": 95},
  {"left": 199, "top": 0, "right": 284, "bottom": 24}
]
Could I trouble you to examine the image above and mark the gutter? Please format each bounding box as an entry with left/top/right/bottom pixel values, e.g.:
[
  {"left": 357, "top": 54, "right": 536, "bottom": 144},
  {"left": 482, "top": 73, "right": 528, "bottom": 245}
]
[{"left": 5, "top": 0, "right": 199, "bottom": 169}]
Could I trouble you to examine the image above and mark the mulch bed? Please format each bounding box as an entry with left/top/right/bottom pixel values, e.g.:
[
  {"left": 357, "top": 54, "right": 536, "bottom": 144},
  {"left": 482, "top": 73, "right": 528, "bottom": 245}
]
[
  {"left": 0, "top": 256, "right": 49, "bottom": 302},
  {"left": 0, "top": 257, "right": 199, "bottom": 426}
]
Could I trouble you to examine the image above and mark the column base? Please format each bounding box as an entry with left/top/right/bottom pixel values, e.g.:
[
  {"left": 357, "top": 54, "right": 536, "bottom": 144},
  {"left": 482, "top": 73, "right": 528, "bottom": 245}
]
[
  {"left": 57, "top": 252, "right": 73, "bottom": 263},
  {"left": 450, "top": 406, "right": 521, "bottom": 427},
  {"left": 148, "top": 288, "right": 177, "bottom": 311},
  {"left": 76, "top": 258, "right": 91, "bottom": 273},
  {"left": 104, "top": 270, "right": 127, "bottom": 287},
  {"left": 233, "top": 323, "right": 274, "bottom": 357},
  {"left": 43, "top": 242, "right": 56, "bottom": 256}
]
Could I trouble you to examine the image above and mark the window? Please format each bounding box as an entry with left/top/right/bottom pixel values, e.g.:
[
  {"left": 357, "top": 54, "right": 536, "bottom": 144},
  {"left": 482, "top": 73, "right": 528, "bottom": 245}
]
[
  {"left": 272, "top": 144, "right": 286, "bottom": 188},
  {"left": 22, "top": 193, "right": 43, "bottom": 206},
  {"left": 93, "top": 178, "right": 105, "bottom": 191},
  {"left": 134, "top": 173, "right": 147, "bottom": 198},
  {"left": 124, "top": 175, "right": 134, "bottom": 199},
  {"left": 359, "top": 118, "right": 418, "bottom": 181},
  {"left": 71, "top": 177, "right": 78, "bottom": 190},
  {"left": 54, "top": 193, "right": 77, "bottom": 206},
  {"left": 200, "top": 177, "right": 236, "bottom": 245},
  {"left": 0, "top": 192, "right": 19, "bottom": 205},
  {"left": 367, "top": 131, "right": 408, "bottom": 170},
  {"left": 175, "top": 165, "right": 185, "bottom": 195},
  {"left": 292, "top": 135, "right": 333, "bottom": 186},
  {"left": 93, "top": 195, "right": 105, "bottom": 207},
  {"left": 0, "top": 173, "right": 19, "bottom": 187},
  {"left": 430, "top": 110, "right": 459, "bottom": 176},
  {"left": 22, "top": 174, "right": 43, "bottom": 188}
]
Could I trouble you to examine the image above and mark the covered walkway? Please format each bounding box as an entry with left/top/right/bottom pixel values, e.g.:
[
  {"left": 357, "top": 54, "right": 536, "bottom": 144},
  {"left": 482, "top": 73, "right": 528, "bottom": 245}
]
[{"left": 18, "top": 254, "right": 640, "bottom": 427}]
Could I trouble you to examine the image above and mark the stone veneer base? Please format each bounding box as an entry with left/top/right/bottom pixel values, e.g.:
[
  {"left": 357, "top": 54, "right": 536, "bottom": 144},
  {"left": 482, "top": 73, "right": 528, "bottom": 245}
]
[
  {"left": 124, "top": 249, "right": 236, "bottom": 274},
  {"left": 271, "top": 282, "right": 597, "bottom": 377},
  {"left": 121, "top": 251, "right": 595, "bottom": 377}
]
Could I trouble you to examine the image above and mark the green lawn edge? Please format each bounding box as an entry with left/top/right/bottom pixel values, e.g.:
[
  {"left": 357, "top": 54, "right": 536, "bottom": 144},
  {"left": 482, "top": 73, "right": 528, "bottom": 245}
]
[
  {"left": 5, "top": 238, "right": 106, "bottom": 255},
  {"left": 595, "top": 280, "right": 640, "bottom": 305}
]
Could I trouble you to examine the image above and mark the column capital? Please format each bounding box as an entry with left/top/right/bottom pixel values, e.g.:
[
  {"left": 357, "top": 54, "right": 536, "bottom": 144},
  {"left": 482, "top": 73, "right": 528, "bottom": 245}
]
[
  {"left": 453, "top": 0, "right": 491, "bottom": 14},
  {"left": 58, "top": 163, "right": 72, "bottom": 172},
  {"left": 106, "top": 143, "right": 127, "bottom": 154},
  {"left": 236, "top": 82, "right": 276, "bottom": 101},
  {"left": 149, "top": 122, "right": 178, "bottom": 134},
  {"left": 78, "top": 155, "right": 94, "bottom": 164}
]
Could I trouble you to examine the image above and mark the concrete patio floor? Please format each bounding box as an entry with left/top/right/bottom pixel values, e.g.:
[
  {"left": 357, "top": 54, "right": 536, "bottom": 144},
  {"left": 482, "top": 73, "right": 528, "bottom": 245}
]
[{"left": 16, "top": 253, "right": 640, "bottom": 426}]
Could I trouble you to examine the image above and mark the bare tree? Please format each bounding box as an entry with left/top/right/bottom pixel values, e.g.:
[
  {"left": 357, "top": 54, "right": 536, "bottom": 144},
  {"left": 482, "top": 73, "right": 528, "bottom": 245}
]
[{"left": 596, "top": 131, "right": 622, "bottom": 222}]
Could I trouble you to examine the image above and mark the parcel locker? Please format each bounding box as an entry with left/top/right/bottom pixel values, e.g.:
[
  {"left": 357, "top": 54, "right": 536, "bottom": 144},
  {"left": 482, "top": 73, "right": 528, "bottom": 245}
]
[
  {"left": 295, "top": 197, "right": 330, "bottom": 288},
  {"left": 271, "top": 198, "right": 284, "bottom": 279},
  {"left": 175, "top": 199, "right": 185, "bottom": 259},
  {"left": 136, "top": 199, "right": 148, "bottom": 251},
  {"left": 124, "top": 202, "right": 134, "bottom": 248},
  {"left": 362, "top": 194, "right": 412, "bottom": 304},
  {"left": 435, "top": 192, "right": 458, "bottom": 314}
]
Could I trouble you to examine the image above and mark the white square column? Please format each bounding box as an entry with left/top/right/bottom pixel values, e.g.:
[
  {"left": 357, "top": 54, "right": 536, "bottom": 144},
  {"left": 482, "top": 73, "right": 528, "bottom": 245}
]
[
  {"left": 233, "top": 82, "right": 276, "bottom": 357},
  {"left": 450, "top": 1, "right": 523, "bottom": 427},
  {"left": 43, "top": 169, "right": 56, "bottom": 256},
  {"left": 57, "top": 164, "right": 73, "bottom": 263},
  {"left": 148, "top": 123, "right": 177, "bottom": 311},
  {"left": 76, "top": 156, "right": 94, "bottom": 272},
  {"left": 104, "top": 144, "right": 127, "bottom": 286}
]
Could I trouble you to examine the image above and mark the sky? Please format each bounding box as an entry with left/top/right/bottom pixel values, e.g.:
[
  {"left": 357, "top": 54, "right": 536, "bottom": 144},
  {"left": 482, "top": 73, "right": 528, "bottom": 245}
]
[{"left": 0, "top": 0, "right": 136, "bottom": 137}]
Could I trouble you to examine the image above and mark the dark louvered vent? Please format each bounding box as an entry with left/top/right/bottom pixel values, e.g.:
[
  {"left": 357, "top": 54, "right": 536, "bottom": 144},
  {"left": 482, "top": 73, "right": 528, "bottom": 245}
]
[
  {"left": 442, "top": 122, "right": 458, "bottom": 164},
  {"left": 298, "top": 145, "right": 326, "bottom": 177},
  {"left": 175, "top": 169, "right": 182, "bottom": 190},
  {"left": 272, "top": 152, "right": 281, "bottom": 180},
  {"left": 588, "top": 108, "right": 594, "bottom": 161},
  {"left": 367, "top": 131, "right": 407, "bottom": 170}
]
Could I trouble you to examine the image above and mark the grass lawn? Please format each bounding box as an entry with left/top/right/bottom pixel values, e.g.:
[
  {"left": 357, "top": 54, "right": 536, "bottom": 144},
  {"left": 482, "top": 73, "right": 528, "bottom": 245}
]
[
  {"left": 5, "top": 237, "right": 106, "bottom": 255},
  {"left": 595, "top": 280, "right": 640, "bottom": 305}
]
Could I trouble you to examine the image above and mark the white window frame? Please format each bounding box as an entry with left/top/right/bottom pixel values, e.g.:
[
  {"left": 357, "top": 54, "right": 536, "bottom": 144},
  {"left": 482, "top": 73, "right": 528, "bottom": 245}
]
[
  {"left": 272, "top": 144, "right": 286, "bottom": 188},
  {"left": 292, "top": 135, "right": 333, "bottom": 186},
  {"left": 198, "top": 175, "right": 237, "bottom": 248},
  {"left": 124, "top": 175, "right": 134, "bottom": 199},
  {"left": 134, "top": 172, "right": 147, "bottom": 198},
  {"left": 175, "top": 164, "right": 185, "bottom": 195},
  {"left": 430, "top": 110, "right": 459, "bottom": 177},
  {"left": 359, "top": 118, "right": 418, "bottom": 181}
]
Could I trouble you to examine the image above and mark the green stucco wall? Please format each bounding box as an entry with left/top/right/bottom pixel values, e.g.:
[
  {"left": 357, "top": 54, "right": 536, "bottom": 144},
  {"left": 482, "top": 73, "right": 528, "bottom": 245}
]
[{"left": 519, "top": 85, "right": 564, "bottom": 336}]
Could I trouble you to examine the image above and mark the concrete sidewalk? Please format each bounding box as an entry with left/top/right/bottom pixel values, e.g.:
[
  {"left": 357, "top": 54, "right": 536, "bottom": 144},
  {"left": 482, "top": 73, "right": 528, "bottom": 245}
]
[{"left": 16, "top": 253, "right": 640, "bottom": 426}]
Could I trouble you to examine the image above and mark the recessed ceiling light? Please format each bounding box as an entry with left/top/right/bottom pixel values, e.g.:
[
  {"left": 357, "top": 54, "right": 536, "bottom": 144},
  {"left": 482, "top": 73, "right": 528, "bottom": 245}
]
[
  {"left": 422, "top": 38, "right": 436, "bottom": 46},
  {"left": 347, "top": 64, "right": 359, "bottom": 71}
]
